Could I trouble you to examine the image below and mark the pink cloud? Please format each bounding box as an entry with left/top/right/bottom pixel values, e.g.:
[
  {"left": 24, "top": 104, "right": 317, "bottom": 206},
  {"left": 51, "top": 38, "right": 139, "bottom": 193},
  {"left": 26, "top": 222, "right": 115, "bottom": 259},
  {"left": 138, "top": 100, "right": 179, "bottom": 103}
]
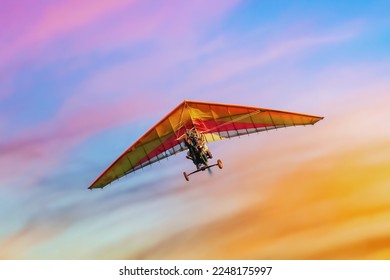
[
  {"left": 0, "top": 93, "right": 158, "bottom": 187},
  {"left": 1, "top": 0, "right": 241, "bottom": 67},
  {"left": 32, "top": 0, "right": 134, "bottom": 41},
  {"left": 1, "top": 0, "right": 242, "bottom": 113},
  {"left": 50, "top": 1, "right": 241, "bottom": 83},
  {"left": 1, "top": 0, "right": 134, "bottom": 61},
  {"left": 0, "top": 0, "right": 245, "bottom": 188}
]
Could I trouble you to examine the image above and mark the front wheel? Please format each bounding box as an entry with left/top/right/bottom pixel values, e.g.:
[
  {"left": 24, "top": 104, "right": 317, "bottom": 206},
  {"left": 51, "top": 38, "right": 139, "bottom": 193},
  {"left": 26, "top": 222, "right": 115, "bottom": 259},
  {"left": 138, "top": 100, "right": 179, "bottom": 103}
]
[
  {"left": 183, "top": 172, "right": 189, "bottom": 181},
  {"left": 217, "top": 159, "right": 223, "bottom": 169}
]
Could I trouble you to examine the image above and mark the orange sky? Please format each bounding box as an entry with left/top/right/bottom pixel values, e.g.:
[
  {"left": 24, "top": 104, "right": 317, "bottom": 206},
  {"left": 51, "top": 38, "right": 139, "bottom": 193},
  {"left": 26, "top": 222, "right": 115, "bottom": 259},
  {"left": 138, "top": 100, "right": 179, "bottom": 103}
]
[{"left": 126, "top": 92, "right": 390, "bottom": 260}]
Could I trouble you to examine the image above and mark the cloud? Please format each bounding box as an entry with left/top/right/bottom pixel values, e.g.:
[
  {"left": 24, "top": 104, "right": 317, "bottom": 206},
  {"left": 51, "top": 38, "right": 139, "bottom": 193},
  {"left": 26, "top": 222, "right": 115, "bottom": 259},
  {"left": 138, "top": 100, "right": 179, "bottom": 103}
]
[
  {"left": 0, "top": 93, "right": 157, "bottom": 188},
  {"left": 1, "top": 0, "right": 241, "bottom": 71},
  {"left": 174, "top": 28, "right": 359, "bottom": 95},
  {"left": 1, "top": 1, "right": 134, "bottom": 62},
  {"left": 0, "top": 214, "right": 71, "bottom": 259}
]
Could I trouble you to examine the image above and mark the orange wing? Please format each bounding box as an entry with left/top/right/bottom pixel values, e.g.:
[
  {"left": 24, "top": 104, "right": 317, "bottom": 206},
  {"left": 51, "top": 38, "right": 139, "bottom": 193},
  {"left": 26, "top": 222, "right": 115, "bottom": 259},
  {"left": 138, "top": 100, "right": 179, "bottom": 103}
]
[{"left": 89, "top": 100, "right": 323, "bottom": 189}]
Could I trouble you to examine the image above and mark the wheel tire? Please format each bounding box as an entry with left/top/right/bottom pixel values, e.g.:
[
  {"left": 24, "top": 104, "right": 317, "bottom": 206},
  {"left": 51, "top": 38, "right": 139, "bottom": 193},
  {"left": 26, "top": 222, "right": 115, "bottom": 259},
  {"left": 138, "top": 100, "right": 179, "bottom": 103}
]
[
  {"left": 217, "top": 159, "right": 223, "bottom": 169},
  {"left": 183, "top": 172, "right": 189, "bottom": 181}
]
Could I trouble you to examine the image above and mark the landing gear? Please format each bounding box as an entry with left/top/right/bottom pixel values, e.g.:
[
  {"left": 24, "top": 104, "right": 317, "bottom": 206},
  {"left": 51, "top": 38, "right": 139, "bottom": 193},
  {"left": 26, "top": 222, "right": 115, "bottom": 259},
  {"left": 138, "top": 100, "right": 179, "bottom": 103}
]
[
  {"left": 217, "top": 159, "right": 223, "bottom": 169},
  {"left": 183, "top": 172, "right": 189, "bottom": 181},
  {"left": 183, "top": 159, "right": 223, "bottom": 181}
]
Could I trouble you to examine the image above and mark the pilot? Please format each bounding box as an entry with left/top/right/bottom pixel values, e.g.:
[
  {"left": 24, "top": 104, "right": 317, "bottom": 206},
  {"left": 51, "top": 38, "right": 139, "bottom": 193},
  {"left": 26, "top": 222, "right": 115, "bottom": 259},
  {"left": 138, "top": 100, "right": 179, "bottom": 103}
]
[
  {"left": 184, "top": 129, "right": 196, "bottom": 162},
  {"left": 184, "top": 128, "right": 212, "bottom": 160}
]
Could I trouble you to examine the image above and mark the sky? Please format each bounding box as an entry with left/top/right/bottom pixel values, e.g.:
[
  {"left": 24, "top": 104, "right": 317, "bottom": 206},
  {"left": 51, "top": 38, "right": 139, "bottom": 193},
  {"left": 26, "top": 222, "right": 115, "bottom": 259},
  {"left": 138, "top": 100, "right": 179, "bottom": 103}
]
[{"left": 1, "top": 0, "right": 389, "bottom": 259}]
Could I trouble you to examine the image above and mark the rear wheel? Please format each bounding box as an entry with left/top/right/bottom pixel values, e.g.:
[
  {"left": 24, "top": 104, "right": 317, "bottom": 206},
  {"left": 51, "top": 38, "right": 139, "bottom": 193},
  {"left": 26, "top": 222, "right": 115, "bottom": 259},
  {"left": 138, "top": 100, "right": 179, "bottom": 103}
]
[
  {"left": 217, "top": 159, "right": 223, "bottom": 169},
  {"left": 183, "top": 172, "right": 189, "bottom": 181}
]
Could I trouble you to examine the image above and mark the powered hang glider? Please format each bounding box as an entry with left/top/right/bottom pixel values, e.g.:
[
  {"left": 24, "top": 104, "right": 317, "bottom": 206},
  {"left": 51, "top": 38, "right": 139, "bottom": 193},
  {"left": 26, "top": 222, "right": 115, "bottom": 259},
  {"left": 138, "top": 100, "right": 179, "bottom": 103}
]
[{"left": 89, "top": 100, "right": 323, "bottom": 189}]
